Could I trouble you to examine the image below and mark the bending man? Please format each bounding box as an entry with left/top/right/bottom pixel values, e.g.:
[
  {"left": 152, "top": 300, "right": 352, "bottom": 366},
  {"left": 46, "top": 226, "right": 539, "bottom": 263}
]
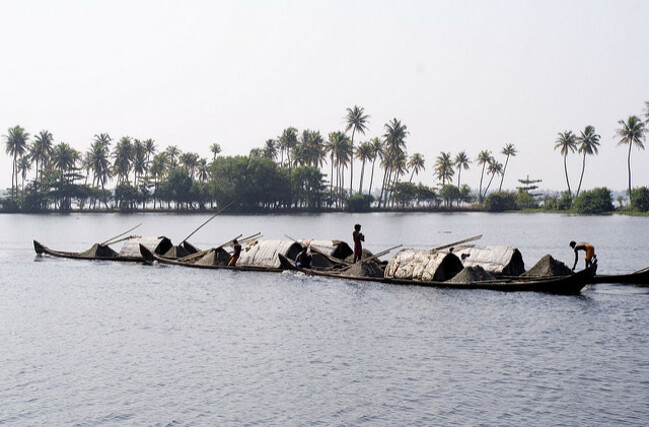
[{"left": 570, "top": 241, "right": 596, "bottom": 271}]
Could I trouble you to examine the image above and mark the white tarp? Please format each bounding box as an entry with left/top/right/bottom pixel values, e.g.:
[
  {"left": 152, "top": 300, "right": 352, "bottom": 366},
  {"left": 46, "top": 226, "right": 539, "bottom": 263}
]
[
  {"left": 385, "top": 248, "right": 463, "bottom": 281},
  {"left": 119, "top": 236, "right": 171, "bottom": 258},
  {"left": 237, "top": 239, "right": 302, "bottom": 268},
  {"left": 453, "top": 245, "right": 524, "bottom": 276}
]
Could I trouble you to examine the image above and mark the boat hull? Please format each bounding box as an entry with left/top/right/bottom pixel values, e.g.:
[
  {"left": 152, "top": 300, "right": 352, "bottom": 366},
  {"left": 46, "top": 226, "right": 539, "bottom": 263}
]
[{"left": 279, "top": 254, "right": 594, "bottom": 295}]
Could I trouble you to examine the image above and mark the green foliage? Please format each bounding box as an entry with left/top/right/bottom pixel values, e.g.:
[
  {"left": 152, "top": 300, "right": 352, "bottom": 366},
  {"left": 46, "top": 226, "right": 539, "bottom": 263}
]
[
  {"left": 483, "top": 192, "right": 518, "bottom": 212},
  {"left": 571, "top": 187, "right": 614, "bottom": 214},
  {"left": 291, "top": 166, "right": 325, "bottom": 209},
  {"left": 544, "top": 191, "right": 572, "bottom": 211},
  {"left": 515, "top": 189, "right": 538, "bottom": 209},
  {"left": 459, "top": 184, "right": 474, "bottom": 204},
  {"left": 210, "top": 156, "right": 290, "bottom": 211},
  {"left": 631, "top": 187, "right": 649, "bottom": 212},
  {"left": 440, "top": 184, "right": 461, "bottom": 207},
  {"left": 416, "top": 184, "right": 437, "bottom": 206},
  {"left": 346, "top": 193, "right": 374, "bottom": 212},
  {"left": 390, "top": 182, "right": 418, "bottom": 207}
]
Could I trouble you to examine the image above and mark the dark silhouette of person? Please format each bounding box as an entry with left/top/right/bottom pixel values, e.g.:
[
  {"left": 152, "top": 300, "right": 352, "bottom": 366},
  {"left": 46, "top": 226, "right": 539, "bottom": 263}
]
[
  {"left": 228, "top": 239, "right": 242, "bottom": 266},
  {"left": 353, "top": 224, "right": 364, "bottom": 263},
  {"left": 570, "top": 240, "right": 596, "bottom": 271}
]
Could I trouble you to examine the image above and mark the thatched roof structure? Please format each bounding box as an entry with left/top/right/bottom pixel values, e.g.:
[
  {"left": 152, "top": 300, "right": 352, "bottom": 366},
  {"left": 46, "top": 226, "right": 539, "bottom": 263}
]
[
  {"left": 385, "top": 249, "right": 464, "bottom": 281},
  {"left": 453, "top": 245, "right": 525, "bottom": 276},
  {"left": 193, "top": 247, "right": 232, "bottom": 266},
  {"left": 119, "top": 236, "right": 173, "bottom": 259},
  {"left": 163, "top": 244, "right": 192, "bottom": 259},
  {"left": 237, "top": 239, "right": 303, "bottom": 268},
  {"left": 80, "top": 243, "right": 118, "bottom": 258}
]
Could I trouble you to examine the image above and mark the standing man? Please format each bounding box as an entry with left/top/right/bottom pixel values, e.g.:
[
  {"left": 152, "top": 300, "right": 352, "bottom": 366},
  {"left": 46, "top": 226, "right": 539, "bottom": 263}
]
[
  {"left": 570, "top": 240, "right": 596, "bottom": 271},
  {"left": 228, "top": 239, "right": 242, "bottom": 266},
  {"left": 353, "top": 224, "right": 365, "bottom": 263}
]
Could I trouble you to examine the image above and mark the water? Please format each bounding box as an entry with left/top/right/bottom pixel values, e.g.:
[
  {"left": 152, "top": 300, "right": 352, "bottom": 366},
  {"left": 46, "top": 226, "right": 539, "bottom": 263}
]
[{"left": 1, "top": 212, "right": 648, "bottom": 425}]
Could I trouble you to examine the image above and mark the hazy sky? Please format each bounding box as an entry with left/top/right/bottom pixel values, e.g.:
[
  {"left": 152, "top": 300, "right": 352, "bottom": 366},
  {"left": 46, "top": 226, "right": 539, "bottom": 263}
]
[{"left": 2, "top": 0, "right": 648, "bottom": 193}]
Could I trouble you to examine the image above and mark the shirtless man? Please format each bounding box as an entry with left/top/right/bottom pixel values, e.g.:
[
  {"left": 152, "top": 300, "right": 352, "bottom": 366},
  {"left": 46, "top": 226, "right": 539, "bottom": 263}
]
[{"left": 570, "top": 241, "right": 596, "bottom": 271}]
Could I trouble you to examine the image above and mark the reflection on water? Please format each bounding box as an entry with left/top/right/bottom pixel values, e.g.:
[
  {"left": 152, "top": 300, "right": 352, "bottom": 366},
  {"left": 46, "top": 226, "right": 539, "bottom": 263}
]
[{"left": 1, "top": 213, "right": 648, "bottom": 425}]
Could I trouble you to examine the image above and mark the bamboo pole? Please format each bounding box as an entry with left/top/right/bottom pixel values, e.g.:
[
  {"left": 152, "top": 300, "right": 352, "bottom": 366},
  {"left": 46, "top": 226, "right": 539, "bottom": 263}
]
[
  {"left": 431, "top": 234, "right": 483, "bottom": 252},
  {"left": 101, "top": 223, "right": 142, "bottom": 246},
  {"left": 180, "top": 200, "right": 235, "bottom": 244}
]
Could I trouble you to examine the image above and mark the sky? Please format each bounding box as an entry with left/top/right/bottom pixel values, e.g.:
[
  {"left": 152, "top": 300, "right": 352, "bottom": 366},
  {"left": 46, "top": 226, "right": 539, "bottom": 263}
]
[{"left": 1, "top": 0, "right": 648, "bottom": 193}]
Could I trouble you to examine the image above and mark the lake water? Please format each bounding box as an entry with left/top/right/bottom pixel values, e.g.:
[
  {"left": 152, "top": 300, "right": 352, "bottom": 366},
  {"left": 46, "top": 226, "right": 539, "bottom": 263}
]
[{"left": 1, "top": 212, "right": 648, "bottom": 425}]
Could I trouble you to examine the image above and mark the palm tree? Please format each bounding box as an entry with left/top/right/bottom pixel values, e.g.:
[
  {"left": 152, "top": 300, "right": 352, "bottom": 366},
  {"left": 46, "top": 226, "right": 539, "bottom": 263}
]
[
  {"left": 454, "top": 151, "right": 471, "bottom": 188},
  {"left": 498, "top": 143, "right": 517, "bottom": 191},
  {"left": 278, "top": 127, "right": 298, "bottom": 167},
  {"left": 483, "top": 160, "right": 503, "bottom": 196},
  {"left": 88, "top": 140, "right": 112, "bottom": 208},
  {"left": 345, "top": 106, "right": 370, "bottom": 194},
  {"left": 356, "top": 142, "right": 373, "bottom": 193},
  {"left": 51, "top": 142, "right": 80, "bottom": 182},
  {"left": 143, "top": 138, "right": 156, "bottom": 180},
  {"left": 149, "top": 153, "right": 167, "bottom": 208},
  {"left": 554, "top": 131, "right": 577, "bottom": 195},
  {"left": 367, "top": 137, "right": 383, "bottom": 196},
  {"left": 165, "top": 145, "right": 180, "bottom": 168},
  {"left": 197, "top": 158, "right": 209, "bottom": 182},
  {"left": 3, "top": 125, "right": 30, "bottom": 197},
  {"left": 132, "top": 139, "right": 147, "bottom": 186},
  {"left": 408, "top": 153, "right": 425, "bottom": 183},
  {"left": 30, "top": 130, "right": 54, "bottom": 185},
  {"left": 327, "top": 131, "right": 352, "bottom": 197},
  {"left": 575, "top": 125, "right": 600, "bottom": 197},
  {"left": 263, "top": 139, "right": 278, "bottom": 160},
  {"left": 434, "top": 152, "right": 454, "bottom": 186},
  {"left": 379, "top": 119, "right": 409, "bottom": 207},
  {"left": 298, "top": 130, "right": 326, "bottom": 167},
  {"left": 616, "top": 116, "right": 646, "bottom": 196},
  {"left": 476, "top": 150, "right": 493, "bottom": 202},
  {"left": 17, "top": 156, "right": 31, "bottom": 191},
  {"left": 112, "top": 137, "right": 134, "bottom": 184},
  {"left": 180, "top": 152, "right": 199, "bottom": 178},
  {"left": 210, "top": 142, "right": 221, "bottom": 161}
]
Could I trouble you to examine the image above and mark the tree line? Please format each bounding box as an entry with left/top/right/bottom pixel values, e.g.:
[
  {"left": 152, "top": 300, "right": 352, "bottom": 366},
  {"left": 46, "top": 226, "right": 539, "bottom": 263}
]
[
  {"left": 1, "top": 105, "right": 521, "bottom": 212},
  {"left": 3, "top": 101, "right": 648, "bottom": 213}
]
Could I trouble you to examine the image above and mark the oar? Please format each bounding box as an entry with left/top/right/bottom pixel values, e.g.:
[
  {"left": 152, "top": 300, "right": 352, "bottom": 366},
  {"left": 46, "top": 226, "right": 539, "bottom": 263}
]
[
  {"left": 101, "top": 223, "right": 142, "bottom": 246},
  {"left": 431, "top": 234, "right": 483, "bottom": 252},
  {"left": 180, "top": 200, "right": 235, "bottom": 245},
  {"left": 356, "top": 244, "right": 403, "bottom": 264}
]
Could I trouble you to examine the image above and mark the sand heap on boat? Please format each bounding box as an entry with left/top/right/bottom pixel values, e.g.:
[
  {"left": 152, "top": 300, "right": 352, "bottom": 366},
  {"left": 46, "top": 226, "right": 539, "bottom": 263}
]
[
  {"left": 521, "top": 254, "right": 572, "bottom": 277},
  {"left": 446, "top": 266, "right": 495, "bottom": 283},
  {"left": 337, "top": 259, "right": 384, "bottom": 278}
]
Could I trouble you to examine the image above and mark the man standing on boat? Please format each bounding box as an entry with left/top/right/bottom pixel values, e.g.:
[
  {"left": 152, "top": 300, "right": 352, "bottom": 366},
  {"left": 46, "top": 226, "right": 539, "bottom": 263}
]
[
  {"left": 228, "top": 239, "right": 242, "bottom": 266},
  {"left": 353, "top": 224, "right": 364, "bottom": 263},
  {"left": 570, "top": 241, "right": 596, "bottom": 271}
]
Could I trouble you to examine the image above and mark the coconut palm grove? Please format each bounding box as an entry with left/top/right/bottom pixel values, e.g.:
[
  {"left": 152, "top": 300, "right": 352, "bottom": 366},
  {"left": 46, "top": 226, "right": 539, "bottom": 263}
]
[{"left": 2, "top": 103, "right": 649, "bottom": 214}]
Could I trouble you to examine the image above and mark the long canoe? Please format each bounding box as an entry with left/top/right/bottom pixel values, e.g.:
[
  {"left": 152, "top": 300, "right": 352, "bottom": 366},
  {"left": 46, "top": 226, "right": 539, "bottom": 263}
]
[
  {"left": 33, "top": 236, "right": 173, "bottom": 262},
  {"left": 139, "top": 244, "right": 284, "bottom": 273},
  {"left": 278, "top": 254, "right": 595, "bottom": 295},
  {"left": 590, "top": 267, "right": 649, "bottom": 286}
]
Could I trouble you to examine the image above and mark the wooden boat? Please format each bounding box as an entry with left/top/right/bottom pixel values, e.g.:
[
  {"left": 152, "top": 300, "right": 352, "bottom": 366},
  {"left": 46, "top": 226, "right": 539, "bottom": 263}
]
[
  {"left": 590, "top": 267, "right": 649, "bottom": 286},
  {"left": 278, "top": 254, "right": 595, "bottom": 295},
  {"left": 139, "top": 244, "right": 284, "bottom": 273},
  {"left": 33, "top": 236, "right": 174, "bottom": 262}
]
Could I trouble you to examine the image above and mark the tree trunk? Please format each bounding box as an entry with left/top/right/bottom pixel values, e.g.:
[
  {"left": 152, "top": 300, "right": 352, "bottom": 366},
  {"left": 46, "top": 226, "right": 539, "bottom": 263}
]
[
  {"left": 349, "top": 129, "right": 355, "bottom": 195},
  {"left": 576, "top": 153, "right": 586, "bottom": 197},
  {"left": 499, "top": 155, "right": 510, "bottom": 191},
  {"left": 627, "top": 142, "right": 633, "bottom": 197},
  {"left": 563, "top": 153, "right": 572, "bottom": 196},
  {"left": 478, "top": 164, "right": 486, "bottom": 203},
  {"left": 359, "top": 160, "right": 366, "bottom": 193},
  {"left": 368, "top": 159, "right": 377, "bottom": 197}
]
